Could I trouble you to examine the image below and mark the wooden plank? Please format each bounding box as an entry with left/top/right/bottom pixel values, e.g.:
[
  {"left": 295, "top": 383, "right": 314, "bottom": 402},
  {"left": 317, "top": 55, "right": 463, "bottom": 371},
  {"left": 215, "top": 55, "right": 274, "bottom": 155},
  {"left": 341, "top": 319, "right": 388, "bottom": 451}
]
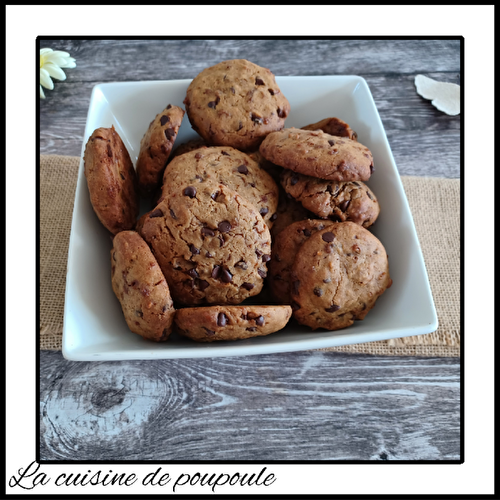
[{"left": 40, "top": 350, "right": 460, "bottom": 461}]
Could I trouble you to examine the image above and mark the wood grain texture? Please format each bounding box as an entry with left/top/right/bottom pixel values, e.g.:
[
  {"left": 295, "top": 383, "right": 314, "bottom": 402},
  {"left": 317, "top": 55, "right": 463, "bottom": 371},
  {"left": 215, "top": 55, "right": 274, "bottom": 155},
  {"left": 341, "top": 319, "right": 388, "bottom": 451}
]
[
  {"left": 39, "top": 39, "right": 460, "bottom": 178},
  {"left": 40, "top": 350, "right": 460, "bottom": 461}
]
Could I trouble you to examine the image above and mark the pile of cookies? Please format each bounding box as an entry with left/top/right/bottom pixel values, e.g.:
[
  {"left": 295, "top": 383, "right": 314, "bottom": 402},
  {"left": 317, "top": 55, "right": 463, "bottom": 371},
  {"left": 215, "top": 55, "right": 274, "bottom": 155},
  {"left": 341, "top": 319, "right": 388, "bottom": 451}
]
[{"left": 83, "top": 58, "right": 392, "bottom": 343}]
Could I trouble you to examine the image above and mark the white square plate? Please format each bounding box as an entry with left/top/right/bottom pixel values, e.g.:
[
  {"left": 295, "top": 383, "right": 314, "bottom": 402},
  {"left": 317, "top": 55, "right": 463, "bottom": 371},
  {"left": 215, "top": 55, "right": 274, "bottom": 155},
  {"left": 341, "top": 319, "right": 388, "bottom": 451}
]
[{"left": 62, "top": 75, "right": 438, "bottom": 360}]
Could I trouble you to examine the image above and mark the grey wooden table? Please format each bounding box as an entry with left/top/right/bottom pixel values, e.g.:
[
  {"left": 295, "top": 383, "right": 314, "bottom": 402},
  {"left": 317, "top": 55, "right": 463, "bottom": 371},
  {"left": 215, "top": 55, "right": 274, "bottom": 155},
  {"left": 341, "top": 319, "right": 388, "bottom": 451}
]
[{"left": 39, "top": 39, "right": 461, "bottom": 461}]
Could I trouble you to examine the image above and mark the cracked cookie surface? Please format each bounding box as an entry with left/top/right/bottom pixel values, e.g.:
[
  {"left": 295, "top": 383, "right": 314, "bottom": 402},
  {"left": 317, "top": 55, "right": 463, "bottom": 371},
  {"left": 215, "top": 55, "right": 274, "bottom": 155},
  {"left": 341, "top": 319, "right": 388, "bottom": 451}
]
[
  {"left": 290, "top": 222, "right": 392, "bottom": 331},
  {"left": 140, "top": 182, "right": 272, "bottom": 306},
  {"left": 269, "top": 219, "right": 335, "bottom": 304},
  {"left": 84, "top": 125, "right": 139, "bottom": 234},
  {"left": 184, "top": 59, "right": 290, "bottom": 151},
  {"left": 111, "top": 231, "right": 175, "bottom": 341},
  {"left": 160, "top": 146, "right": 279, "bottom": 228},
  {"left": 281, "top": 170, "right": 380, "bottom": 227},
  {"left": 260, "top": 127, "right": 374, "bottom": 182},
  {"left": 175, "top": 305, "right": 292, "bottom": 342},
  {"left": 302, "top": 116, "right": 358, "bottom": 141},
  {"left": 136, "top": 104, "right": 185, "bottom": 197}
]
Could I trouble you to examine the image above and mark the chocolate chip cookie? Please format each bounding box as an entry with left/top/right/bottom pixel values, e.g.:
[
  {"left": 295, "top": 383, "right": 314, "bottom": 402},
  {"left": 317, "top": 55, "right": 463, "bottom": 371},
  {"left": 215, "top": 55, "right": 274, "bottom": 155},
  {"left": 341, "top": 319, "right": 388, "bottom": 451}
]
[
  {"left": 111, "top": 231, "right": 175, "bottom": 342},
  {"left": 259, "top": 128, "right": 374, "bottom": 182},
  {"left": 169, "top": 138, "right": 208, "bottom": 162},
  {"left": 84, "top": 125, "right": 139, "bottom": 234},
  {"left": 290, "top": 222, "right": 392, "bottom": 331},
  {"left": 183, "top": 59, "right": 290, "bottom": 151},
  {"left": 159, "top": 146, "right": 279, "bottom": 228},
  {"left": 140, "top": 182, "right": 272, "bottom": 306},
  {"left": 175, "top": 305, "right": 292, "bottom": 342},
  {"left": 269, "top": 219, "right": 335, "bottom": 304},
  {"left": 248, "top": 148, "right": 283, "bottom": 183},
  {"left": 136, "top": 104, "right": 185, "bottom": 197},
  {"left": 270, "top": 186, "right": 311, "bottom": 240},
  {"left": 281, "top": 170, "right": 380, "bottom": 227},
  {"left": 302, "top": 117, "right": 358, "bottom": 141}
]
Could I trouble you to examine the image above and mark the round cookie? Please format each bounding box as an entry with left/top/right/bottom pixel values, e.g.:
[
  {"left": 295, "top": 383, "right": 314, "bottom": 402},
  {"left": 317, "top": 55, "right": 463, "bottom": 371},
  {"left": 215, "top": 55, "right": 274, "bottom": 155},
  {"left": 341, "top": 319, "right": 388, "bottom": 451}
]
[
  {"left": 183, "top": 59, "right": 291, "bottom": 151},
  {"left": 159, "top": 146, "right": 279, "bottom": 228},
  {"left": 111, "top": 231, "right": 175, "bottom": 342},
  {"left": 302, "top": 117, "right": 358, "bottom": 141},
  {"left": 281, "top": 170, "right": 380, "bottom": 227},
  {"left": 141, "top": 182, "right": 272, "bottom": 306},
  {"left": 259, "top": 127, "right": 374, "bottom": 182},
  {"left": 136, "top": 104, "right": 185, "bottom": 197},
  {"left": 84, "top": 125, "right": 139, "bottom": 235},
  {"left": 269, "top": 219, "right": 336, "bottom": 304},
  {"left": 169, "top": 138, "right": 208, "bottom": 162},
  {"left": 290, "top": 222, "right": 391, "bottom": 331},
  {"left": 270, "top": 186, "right": 311, "bottom": 240},
  {"left": 174, "top": 305, "right": 292, "bottom": 342}
]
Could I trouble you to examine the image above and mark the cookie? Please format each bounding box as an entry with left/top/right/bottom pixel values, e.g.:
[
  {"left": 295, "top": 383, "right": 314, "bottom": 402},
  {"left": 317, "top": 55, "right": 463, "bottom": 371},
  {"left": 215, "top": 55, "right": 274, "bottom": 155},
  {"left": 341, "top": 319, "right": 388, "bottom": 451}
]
[
  {"left": 290, "top": 222, "right": 392, "bottom": 331},
  {"left": 111, "top": 231, "right": 175, "bottom": 342},
  {"left": 140, "top": 182, "right": 272, "bottom": 306},
  {"left": 183, "top": 59, "right": 290, "bottom": 151},
  {"left": 159, "top": 146, "right": 279, "bottom": 228},
  {"left": 269, "top": 219, "right": 335, "bottom": 304},
  {"left": 259, "top": 128, "right": 374, "bottom": 182},
  {"left": 281, "top": 170, "right": 380, "bottom": 227},
  {"left": 169, "top": 138, "right": 208, "bottom": 162},
  {"left": 84, "top": 125, "right": 139, "bottom": 234},
  {"left": 247, "top": 148, "right": 283, "bottom": 184},
  {"left": 270, "top": 186, "right": 311, "bottom": 240},
  {"left": 136, "top": 104, "right": 185, "bottom": 197},
  {"left": 174, "top": 305, "right": 292, "bottom": 342},
  {"left": 302, "top": 117, "right": 358, "bottom": 141}
]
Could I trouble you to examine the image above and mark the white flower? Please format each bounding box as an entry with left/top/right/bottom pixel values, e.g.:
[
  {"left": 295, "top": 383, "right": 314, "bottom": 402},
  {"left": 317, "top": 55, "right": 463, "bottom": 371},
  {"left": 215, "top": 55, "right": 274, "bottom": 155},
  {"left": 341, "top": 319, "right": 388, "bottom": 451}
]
[{"left": 40, "top": 48, "right": 76, "bottom": 99}]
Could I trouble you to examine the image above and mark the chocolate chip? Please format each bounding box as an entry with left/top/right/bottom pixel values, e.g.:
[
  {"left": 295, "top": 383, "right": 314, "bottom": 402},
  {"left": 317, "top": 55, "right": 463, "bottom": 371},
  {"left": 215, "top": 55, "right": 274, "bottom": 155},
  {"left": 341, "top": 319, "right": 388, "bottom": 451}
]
[
  {"left": 313, "top": 287, "right": 323, "bottom": 297},
  {"left": 352, "top": 182, "right": 360, "bottom": 187},
  {"left": 328, "top": 140, "right": 335, "bottom": 147},
  {"left": 322, "top": 232, "right": 335, "bottom": 242},
  {"left": 187, "top": 268, "right": 199, "bottom": 279},
  {"left": 242, "top": 282, "right": 254, "bottom": 290},
  {"left": 277, "top": 107, "right": 287, "bottom": 118},
  {"left": 370, "top": 164, "right": 375, "bottom": 174},
  {"left": 211, "top": 191, "right": 219, "bottom": 201},
  {"left": 189, "top": 244, "right": 200, "bottom": 255},
  {"left": 235, "top": 260, "right": 248, "bottom": 270},
  {"left": 112, "top": 252, "right": 116, "bottom": 262},
  {"left": 251, "top": 112, "right": 263, "bottom": 124},
  {"left": 184, "top": 186, "right": 197, "bottom": 198},
  {"left": 291, "top": 301, "right": 301, "bottom": 311},
  {"left": 160, "top": 115, "right": 170, "bottom": 126},
  {"left": 135, "top": 310, "right": 143, "bottom": 317},
  {"left": 303, "top": 228, "right": 311, "bottom": 237},
  {"left": 270, "top": 213, "right": 278, "bottom": 222},
  {"left": 218, "top": 221, "right": 232, "bottom": 233},
  {"left": 221, "top": 151, "right": 230, "bottom": 156},
  {"left": 166, "top": 104, "right": 172, "bottom": 109},
  {"left": 339, "top": 200, "right": 350, "bottom": 212},
  {"left": 206, "top": 252, "right": 213, "bottom": 258},
  {"left": 149, "top": 208, "right": 163, "bottom": 218},
  {"left": 219, "top": 235, "right": 225, "bottom": 247},
  {"left": 292, "top": 280, "right": 300, "bottom": 295},
  {"left": 255, "top": 249, "right": 263, "bottom": 258},
  {"left": 202, "top": 227, "right": 215, "bottom": 237},
  {"left": 195, "top": 152, "right": 203, "bottom": 159},
  {"left": 366, "top": 191, "right": 374, "bottom": 200},
  {"left": 221, "top": 269, "right": 233, "bottom": 283},
  {"left": 204, "top": 327, "right": 215, "bottom": 336},
  {"left": 246, "top": 327, "right": 257, "bottom": 332},
  {"left": 290, "top": 175, "right": 299, "bottom": 186},
  {"left": 262, "top": 254, "right": 271, "bottom": 263},
  {"left": 325, "top": 304, "right": 340, "bottom": 312},
  {"left": 254, "top": 316, "right": 264, "bottom": 326},
  {"left": 237, "top": 121, "right": 243, "bottom": 131},
  {"left": 164, "top": 128, "right": 175, "bottom": 139},
  {"left": 326, "top": 185, "right": 333, "bottom": 193},
  {"left": 107, "top": 144, "right": 113, "bottom": 157},
  {"left": 230, "top": 87, "right": 235, "bottom": 94},
  {"left": 258, "top": 269, "right": 267, "bottom": 278},
  {"left": 119, "top": 172, "right": 125, "bottom": 180},
  {"left": 255, "top": 77, "right": 265, "bottom": 85},
  {"left": 237, "top": 165, "right": 248, "bottom": 175},
  {"left": 199, "top": 280, "right": 210, "bottom": 291},
  {"left": 259, "top": 207, "right": 269, "bottom": 216},
  {"left": 217, "top": 312, "right": 228, "bottom": 327},
  {"left": 212, "top": 265, "right": 222, "bottom": 279},
  {"left": 208, "top": 97, "right": 220, "bottom": 109},
  {"left": 170, "top": 209, "right": 177, "bottom": 219},
  {"left": 268, "top": 89, "right": 277, "bottom": 95},
  {"left": 323, "top": 278, "right": 331, "bottom": 283}
]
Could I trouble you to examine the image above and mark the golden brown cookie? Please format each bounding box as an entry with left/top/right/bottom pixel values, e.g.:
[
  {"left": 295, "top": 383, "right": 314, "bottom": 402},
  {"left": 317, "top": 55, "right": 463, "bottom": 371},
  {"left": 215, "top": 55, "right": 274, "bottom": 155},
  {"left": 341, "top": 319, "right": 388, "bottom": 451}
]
[
  {"left": 280, "top": 170, "right": 380, "bottom": 227},
  {"left": 270, "top": 186, "right": 311, "bottom": 240},
  {"left": 302, "top": 117, "right": 358, "bottom": 141},
  {"left": 184, "top": 59, "right": 290, "bottom": 151},
  {"left": 169, "top": 138, "right": 208, "bottom": 162},
  {"left": 141, "top": 182, "right": 272, "bottom": 306},
  {"left": 159, "top": 146, "right": 279, "bottom": 228},
  {"left": 83, "top": 125, "right": 139, "bottom": 235},
  {"left": 111, "top": 231, "right": 175, "bottom": 342},
  {"left": 247, "top": 148, "right": 283, "bottom": 184},
  {"left": 136, "top": 104, "right": 185, "bottom": 197},
  {"left": 174, "top": 305, "right": 292, "bottom": 342},
  {"left": 269, "top": 219, "right": 335, "bottom": 304},
  {"left": 259, "top": 128, "right": 374, "bottom": 182},
  {"left": 290, "top": 222, "right": 392, "bottom": 331}
]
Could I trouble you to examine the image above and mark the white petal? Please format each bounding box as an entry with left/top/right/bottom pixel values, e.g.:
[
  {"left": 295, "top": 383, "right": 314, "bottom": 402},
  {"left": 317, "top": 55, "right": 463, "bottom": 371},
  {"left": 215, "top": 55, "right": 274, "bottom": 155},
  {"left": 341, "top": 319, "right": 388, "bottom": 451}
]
[
  {"left": 40, "top": 85, "right": 45, "bottom": 99},
  {"left": 59, "top": 57, "right": 76, "bottom": 69},
  {"left": 415, "top": 75, "right": 460, "bottom": 116},
  {"left": 40, "top": 68, "right": 54, "bottom": 90},
  {"left": 44, "top": 53, "right": 70, "bottom": 67},
  {"left": 44, "top": 62, "right": 67, "bottom": 81},
  {"left": 40, "top": 48, "right": 53, "bottom": 56},
  {"left": 49, "top": 50, "right": 71, "bottom": 58}
]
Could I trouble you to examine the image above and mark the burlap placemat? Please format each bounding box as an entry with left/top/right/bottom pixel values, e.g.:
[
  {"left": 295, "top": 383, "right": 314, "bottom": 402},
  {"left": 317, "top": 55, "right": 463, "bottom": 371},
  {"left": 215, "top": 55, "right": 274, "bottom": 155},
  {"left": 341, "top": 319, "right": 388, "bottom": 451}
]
[{"left": 40, "top": 155, "right": 460, "bottom": 356}]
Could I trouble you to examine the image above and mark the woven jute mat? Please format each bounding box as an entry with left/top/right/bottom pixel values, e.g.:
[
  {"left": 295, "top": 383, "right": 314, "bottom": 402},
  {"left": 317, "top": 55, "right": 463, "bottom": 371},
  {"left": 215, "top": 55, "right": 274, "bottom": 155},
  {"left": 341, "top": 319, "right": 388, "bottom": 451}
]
[{"left": 40, "top": 155, "right": 460, "bottom": 356}]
